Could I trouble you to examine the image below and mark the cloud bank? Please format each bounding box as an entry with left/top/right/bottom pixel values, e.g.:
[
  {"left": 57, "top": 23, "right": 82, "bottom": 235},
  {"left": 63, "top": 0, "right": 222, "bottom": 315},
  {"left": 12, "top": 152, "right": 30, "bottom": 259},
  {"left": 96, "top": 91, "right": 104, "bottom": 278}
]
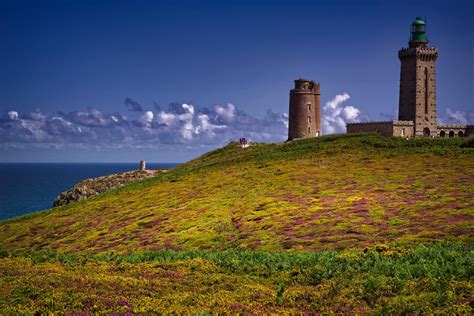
[
  {"left": 0, "top": 94, "right": 367, "bottom": 150},
  {"left": 0, "top": 102, "right": 289, "bottom": 149},
  {"left": 442, "top": 108, "right": 474, "bottom": 125},
  {"left": 7, "top": 93, "right": 471, "bottom": 153}
]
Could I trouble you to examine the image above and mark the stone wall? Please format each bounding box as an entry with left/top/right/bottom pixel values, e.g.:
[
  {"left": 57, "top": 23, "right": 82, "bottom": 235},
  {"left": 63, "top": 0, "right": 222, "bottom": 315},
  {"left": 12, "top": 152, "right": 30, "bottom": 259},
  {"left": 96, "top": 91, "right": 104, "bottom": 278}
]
[
  {"left": 346, "top": 120, "right": 414, "bottom": 137},
  {"left": 437, "top": 124, "right": 471, "bottom": 138},
  {"left": 346, "top": 121, "right": 394, "bottom": 137}
]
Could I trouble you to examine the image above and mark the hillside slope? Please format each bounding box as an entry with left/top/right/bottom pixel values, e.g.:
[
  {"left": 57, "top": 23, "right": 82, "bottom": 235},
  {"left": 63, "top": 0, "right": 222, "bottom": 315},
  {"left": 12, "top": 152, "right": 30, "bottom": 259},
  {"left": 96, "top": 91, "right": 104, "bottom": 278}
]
[{"left": 1, "top": 134, "right": 473, "bottom": 253}]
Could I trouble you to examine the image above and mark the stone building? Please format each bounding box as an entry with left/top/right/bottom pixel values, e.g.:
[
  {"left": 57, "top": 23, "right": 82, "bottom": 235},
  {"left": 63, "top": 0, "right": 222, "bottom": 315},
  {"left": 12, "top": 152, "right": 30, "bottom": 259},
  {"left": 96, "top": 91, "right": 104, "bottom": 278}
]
[
  {"left": 347, "top": 120, "right": 414, "bottom": 138},
  {"left": 288, "top": 79, "right": 322, "bottom": 141},
  {"left": 347, "top": 17, "right": 472, "bottom": 138}
]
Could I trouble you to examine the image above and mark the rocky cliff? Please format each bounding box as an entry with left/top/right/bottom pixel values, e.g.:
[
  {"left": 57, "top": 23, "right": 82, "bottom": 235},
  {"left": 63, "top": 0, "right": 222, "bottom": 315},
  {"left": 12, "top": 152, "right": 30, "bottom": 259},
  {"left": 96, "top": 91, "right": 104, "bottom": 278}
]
[{"left": 53, "top": 169, "right": 168, "bottom": 207}]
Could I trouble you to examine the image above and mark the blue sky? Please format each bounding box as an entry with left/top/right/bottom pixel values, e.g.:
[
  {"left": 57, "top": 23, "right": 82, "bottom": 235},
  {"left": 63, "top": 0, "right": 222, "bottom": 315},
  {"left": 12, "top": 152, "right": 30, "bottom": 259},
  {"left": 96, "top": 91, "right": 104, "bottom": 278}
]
[{"left": 1, "top": 0, "right": 472, "bottom": 162}]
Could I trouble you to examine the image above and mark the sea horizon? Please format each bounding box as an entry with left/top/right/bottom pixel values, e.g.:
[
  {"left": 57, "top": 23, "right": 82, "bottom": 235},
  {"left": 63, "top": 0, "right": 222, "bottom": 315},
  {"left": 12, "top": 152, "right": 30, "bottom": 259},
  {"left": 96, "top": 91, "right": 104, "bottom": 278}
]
[
  {"left": 0, "top": 161, "right": 181, "bottom": 164},
  {"left": 0, "top": 162, "right": 180, "bottom": 221}
]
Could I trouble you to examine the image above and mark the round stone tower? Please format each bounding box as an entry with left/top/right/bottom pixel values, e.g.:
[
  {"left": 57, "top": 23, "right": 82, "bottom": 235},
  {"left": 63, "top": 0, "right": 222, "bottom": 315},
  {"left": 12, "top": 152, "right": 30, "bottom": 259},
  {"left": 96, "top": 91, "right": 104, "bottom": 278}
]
[{"left": 288, "top": 79, "right": 321, "bottom": 141}]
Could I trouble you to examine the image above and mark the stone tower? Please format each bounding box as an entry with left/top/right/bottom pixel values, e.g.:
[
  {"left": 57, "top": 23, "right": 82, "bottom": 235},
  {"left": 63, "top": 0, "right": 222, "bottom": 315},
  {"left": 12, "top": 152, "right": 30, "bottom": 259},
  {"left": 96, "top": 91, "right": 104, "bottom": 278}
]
[
  {"left": 288, "top": 79, "right": 322, "bottom": 141},
  {"left": 398, "top": 17, "right": 438, "bottom": 137}
]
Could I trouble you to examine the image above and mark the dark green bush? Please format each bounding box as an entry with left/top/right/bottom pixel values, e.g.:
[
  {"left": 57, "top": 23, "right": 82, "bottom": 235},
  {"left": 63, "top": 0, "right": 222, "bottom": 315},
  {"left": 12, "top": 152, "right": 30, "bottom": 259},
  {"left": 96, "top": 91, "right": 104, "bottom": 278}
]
[{"left": 461, "top": 136, "right": 474, "bottom": 148}]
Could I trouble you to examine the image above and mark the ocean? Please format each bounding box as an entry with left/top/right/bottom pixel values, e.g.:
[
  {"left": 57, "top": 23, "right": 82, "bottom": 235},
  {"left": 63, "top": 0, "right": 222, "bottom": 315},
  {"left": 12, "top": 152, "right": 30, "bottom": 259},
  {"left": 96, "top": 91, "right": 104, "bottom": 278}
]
[{"left": 0, "top": 163, "right": 179, "bottom": 221}]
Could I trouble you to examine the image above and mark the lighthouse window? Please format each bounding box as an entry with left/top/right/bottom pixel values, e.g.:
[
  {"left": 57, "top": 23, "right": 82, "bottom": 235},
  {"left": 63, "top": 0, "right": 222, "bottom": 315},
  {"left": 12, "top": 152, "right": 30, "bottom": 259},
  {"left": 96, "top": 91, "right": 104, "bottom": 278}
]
[
  {"left": 307, "top": 116, "right": 311, "bottom": 124},
  {"left": 307, "top": 103, "right": 311, "bottom": 111}
]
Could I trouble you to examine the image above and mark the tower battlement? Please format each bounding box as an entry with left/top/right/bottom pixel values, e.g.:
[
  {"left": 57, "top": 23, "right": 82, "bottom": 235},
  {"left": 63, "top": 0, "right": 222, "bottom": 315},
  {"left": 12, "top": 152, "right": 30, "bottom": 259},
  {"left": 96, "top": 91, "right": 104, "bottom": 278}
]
[
  {"left": 292, "top": 79, "right": 320, "bottom": 92},
  {"left": 398, "top": 47, "right": 439, "bottom": 60}
]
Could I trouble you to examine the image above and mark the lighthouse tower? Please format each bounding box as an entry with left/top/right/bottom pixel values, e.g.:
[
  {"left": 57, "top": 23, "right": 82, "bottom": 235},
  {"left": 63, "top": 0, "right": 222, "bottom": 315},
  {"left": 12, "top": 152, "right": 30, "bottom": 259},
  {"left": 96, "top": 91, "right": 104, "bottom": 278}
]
[
  {"left": 288, "top": 79, "right": 322, "bottom": 141},
  {"left": 398, "top": 17, "right": 439, "bottom": 137}
]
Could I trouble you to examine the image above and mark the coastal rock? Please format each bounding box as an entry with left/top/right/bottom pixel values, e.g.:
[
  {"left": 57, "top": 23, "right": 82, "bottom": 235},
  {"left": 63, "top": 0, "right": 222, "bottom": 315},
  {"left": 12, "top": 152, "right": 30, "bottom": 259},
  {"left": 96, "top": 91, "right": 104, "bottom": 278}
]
[{"left": 53, "top": 169, "right": 167, "bottom": 207}]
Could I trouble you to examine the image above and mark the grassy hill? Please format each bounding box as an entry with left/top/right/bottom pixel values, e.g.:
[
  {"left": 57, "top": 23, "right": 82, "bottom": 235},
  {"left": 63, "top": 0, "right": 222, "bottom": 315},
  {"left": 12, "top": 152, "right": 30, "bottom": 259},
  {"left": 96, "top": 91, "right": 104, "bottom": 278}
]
[
  {"left": 1, "top": 134, "right": 473, "bottom": 253},
  {"left": 1, "top": 134, "right": 473, "bottom": 313}
]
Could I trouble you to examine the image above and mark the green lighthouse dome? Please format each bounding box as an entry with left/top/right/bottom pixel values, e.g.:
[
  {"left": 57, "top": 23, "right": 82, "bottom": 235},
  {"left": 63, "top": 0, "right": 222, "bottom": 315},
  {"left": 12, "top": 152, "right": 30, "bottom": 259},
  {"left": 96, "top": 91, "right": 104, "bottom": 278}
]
[
  {"left": 410, "top": 17, "right": 427, "bottom": 44},
  {"left": 412, "top": 17, "right": 426, "bottom": 26}
]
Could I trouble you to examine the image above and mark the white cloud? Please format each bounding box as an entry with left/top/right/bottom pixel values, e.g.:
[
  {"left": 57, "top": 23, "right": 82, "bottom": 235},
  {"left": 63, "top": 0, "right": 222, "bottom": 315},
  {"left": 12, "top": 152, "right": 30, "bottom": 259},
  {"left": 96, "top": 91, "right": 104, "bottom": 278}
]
[
  {"left": 157, "top": 111, "right": 176, "bottom": 126},
  {"left": 8, "top": 111, "right": 18, "bottom": 120},
  {"left": 181, "top": 121, "right": 194, "bottom": 140},
  {"left": 322, "top": 93, "right": 362, "bottom": 134},
  {"left": 140, "top": 111, "right": 154, "bottom": 124},
  {"left": 446, "top": 108, "right": 469, "bottom": 124},
  {"left": 182, "top": 103, "right": 195, "bottom": 115},
  {"left": 214, "top": 103, "right": 236, "bottom": 123},
  {"left": 342, "top": 105, "right": 360, "bottom": 121},
  {"left": 325, "top": 93, "right": 350, "bottom": 110}
]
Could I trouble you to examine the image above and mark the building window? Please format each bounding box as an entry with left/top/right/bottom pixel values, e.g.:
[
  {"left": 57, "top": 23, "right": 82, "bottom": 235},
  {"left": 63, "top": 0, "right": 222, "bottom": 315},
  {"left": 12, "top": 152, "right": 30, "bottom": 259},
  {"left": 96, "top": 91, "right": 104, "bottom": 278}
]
[
  {"left": 308, "top": 126, "right": 311, "bottom": 134},
  {"left": 400, "top": 128, "right": 405, "bottom": 136},
  {"left": 307, "top": 103, "right": 311, "bottom": 111},
  {"left": 307, "top": 116, "right": 311, "bottom": 124}
]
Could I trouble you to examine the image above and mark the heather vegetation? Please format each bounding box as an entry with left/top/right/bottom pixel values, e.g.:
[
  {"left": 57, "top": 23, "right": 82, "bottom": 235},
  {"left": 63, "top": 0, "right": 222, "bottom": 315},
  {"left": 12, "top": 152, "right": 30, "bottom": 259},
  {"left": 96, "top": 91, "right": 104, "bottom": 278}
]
[
  {"left": 1, "top": 134, "right": 472, "bottom": 253},
  {"left": 1, "top": 242, "right": 472, "bottom": 313},
  {"left": 0, "top": 134, "right": 473, "bottom": 313}
]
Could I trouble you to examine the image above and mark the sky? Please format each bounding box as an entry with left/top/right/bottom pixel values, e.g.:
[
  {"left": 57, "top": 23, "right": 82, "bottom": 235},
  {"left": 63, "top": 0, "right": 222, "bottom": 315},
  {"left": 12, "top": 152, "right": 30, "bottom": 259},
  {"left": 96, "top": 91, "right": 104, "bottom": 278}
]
[{"left": 1, "top": 0, "right": 473, "bottom": 162}]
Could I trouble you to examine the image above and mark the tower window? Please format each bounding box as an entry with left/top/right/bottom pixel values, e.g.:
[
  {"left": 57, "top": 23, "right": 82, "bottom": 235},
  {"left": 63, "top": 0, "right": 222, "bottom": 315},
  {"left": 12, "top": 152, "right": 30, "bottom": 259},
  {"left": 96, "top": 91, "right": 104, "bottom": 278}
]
[
  {"left": 307, "top": 116, "right": 311, "bottom": 124},
  {"left": 307, "top": 103, "right": 311, "bottom": 111},
  {"left": 400, "top": 128, "right": 405, "bottom": 136}
]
